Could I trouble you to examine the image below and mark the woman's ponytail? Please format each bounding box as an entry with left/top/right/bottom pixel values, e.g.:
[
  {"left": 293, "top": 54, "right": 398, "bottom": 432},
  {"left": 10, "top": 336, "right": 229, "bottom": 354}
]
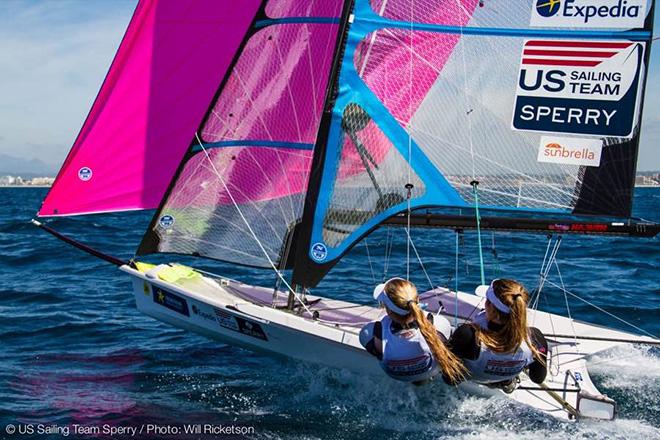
[
  {"left": 408, "top": 301, "right": 466, "bottom": 384},
  {"left": 383, "top": 279, "right": 467, "bottom": 384},
  {"left": 476, "top": 279, "right": 545, "bottom": 364}
]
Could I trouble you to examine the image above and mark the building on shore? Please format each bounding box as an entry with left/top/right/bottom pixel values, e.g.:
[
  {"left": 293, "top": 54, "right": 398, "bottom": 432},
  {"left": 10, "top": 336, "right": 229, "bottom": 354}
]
[{"left": 0, "top": 176, "right": 55, "bottom": 186}]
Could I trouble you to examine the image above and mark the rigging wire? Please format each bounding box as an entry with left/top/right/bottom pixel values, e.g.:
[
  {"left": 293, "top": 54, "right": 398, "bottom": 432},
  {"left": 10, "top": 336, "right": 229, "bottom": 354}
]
[
  {"left": 194, "top": 133, "right": 313, "bottom": 316},
  {"left": 364, "top": 239, "right": 377, "bottom": 283},
  {"left": 490, "top": 232, "right": 500, "bottom": 277},
  {"left": 544, "top": 279, "right": 658, "bottom": 339},
  {"left": 554, "top": 259, "right": 580, "bottom": 351},
  {"left": 405, "top": 0, "right": 414, "bottom": 281},
  {"left": 404, "top": 225, "right": 435, "bottom": 290}
]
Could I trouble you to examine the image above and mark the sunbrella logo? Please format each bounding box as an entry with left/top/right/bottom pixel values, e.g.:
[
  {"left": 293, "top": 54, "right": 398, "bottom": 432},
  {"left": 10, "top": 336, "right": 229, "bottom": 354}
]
[
  {"left": 530, "top": 0, "right": 646, "bottom": 28},
  {"left": 537, "top": 136, "right": 602, "bottom": 167},
  {"left": 536, "top": 0, "right": 562, "bottom": 17}
]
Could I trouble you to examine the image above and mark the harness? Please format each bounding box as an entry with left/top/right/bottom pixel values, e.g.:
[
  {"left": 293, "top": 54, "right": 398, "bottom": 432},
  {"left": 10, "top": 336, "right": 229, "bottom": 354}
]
[
  {"left": 464, "top": 312, "right": 534, "bottom": 384},
  {"left": 378, "top": 316, "right": 439, "bottom": 382}
]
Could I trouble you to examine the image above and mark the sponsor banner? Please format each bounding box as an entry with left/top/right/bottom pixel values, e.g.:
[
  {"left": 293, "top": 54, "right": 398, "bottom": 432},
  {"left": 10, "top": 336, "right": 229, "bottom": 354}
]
[
  {"left": 530, "top": 0, "right": 647, "bottom": 29},
  {"left": 214, "top": 308, "right": 268, "bottom": 341},
  {"left": 191, "top": 303, "right": 216, "bottom": 322},
  {"left": 537, "top": 136, "right": 603, "bottom": 166},
  {"left": 512, "top": 39, "right": 645, "bottom": 137},
  {"left": 153, "top": 288, "right": 190, "bottom": 316}
]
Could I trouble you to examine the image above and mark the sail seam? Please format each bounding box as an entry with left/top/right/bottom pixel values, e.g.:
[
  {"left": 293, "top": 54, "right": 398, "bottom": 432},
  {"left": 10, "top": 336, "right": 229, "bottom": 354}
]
[
  {"left": 255, "top": 17, "right": 341, "bottom": 28},
  {"left": 192, "top": 140, "right": 314, "bottom": 152},
  {"left": 358, "top": 18, "right": 652, "bottom": 40}
]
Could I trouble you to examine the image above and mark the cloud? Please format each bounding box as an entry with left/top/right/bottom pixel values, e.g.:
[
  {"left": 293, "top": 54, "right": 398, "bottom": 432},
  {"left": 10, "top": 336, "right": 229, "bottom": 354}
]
[
  {"left": 0, "top": 0, "right": 658, "bottom": 174},
  {"left": 0, "top": 0, "right": 136, "bottom": 166}
]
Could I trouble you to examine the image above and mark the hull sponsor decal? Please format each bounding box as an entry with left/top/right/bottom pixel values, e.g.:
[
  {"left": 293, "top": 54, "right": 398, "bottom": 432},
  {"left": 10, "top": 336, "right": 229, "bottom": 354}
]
[
  {"left": 214, "top": 308, "right": 268, "bottom": 341},
  {"left": 153, "top": 287, "right": 190, "bottom": 317}
]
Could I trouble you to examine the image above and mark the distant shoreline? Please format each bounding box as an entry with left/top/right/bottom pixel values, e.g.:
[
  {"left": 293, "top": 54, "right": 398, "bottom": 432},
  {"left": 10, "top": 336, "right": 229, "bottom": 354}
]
[{"left": 0, "top": 185, "right": 52, "bottom": 188}]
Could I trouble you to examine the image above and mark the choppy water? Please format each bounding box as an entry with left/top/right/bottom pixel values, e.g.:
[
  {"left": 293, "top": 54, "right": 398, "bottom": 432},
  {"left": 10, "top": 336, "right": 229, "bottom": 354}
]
[{"left": 0, "top": 187, "right": 658, "bottom": 439}]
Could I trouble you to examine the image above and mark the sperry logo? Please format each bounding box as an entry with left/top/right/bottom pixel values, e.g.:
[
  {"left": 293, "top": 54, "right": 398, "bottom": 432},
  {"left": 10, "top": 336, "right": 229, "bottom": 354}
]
[
  {"left": 537, "top": 136, "right": 602, "bottom": 167},
  {"left": 531, "top": 0, "right": 646, "bottom": 29}
]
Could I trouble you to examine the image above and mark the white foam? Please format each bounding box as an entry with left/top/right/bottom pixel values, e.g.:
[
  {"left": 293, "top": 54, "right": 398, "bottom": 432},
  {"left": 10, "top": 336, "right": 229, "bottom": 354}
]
[{"left": 280, "top": 354, "right": 660, "bottom": 439}]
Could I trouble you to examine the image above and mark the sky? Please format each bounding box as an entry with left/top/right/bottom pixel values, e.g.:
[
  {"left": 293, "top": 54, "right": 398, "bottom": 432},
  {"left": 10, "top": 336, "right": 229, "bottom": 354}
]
[{"left": 0, "top": 0, "right": 658, "bottom": 171}]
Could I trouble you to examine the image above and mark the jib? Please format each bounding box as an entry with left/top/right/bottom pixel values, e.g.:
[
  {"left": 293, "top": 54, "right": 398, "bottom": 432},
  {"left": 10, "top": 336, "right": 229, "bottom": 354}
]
[
  {"left": 519, "top": 69, "right": 566, "bottom": 92},
  {"left": 563, "top": 0, "right": 641, "bottom": 24}
]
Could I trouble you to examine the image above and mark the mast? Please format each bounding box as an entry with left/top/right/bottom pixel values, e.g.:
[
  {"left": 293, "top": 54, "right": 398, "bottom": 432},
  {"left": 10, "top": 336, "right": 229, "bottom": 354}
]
[{"left": 290, "top": 0, "right": 356, "bottom": 288}]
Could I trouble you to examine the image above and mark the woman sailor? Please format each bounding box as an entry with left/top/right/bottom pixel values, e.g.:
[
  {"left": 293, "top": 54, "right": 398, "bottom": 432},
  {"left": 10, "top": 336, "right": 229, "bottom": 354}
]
[
  {"left": 448, "top": 279, "right": 548, "bottom": 391},
  {"left": 359, "top": 278, "right": 466, "bottom": 385}
]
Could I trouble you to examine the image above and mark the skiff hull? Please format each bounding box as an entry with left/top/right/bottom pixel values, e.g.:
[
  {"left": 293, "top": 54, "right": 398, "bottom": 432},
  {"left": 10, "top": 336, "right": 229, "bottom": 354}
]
[{"left": 121, "top": 264, "right": 657, "bottom": 421}]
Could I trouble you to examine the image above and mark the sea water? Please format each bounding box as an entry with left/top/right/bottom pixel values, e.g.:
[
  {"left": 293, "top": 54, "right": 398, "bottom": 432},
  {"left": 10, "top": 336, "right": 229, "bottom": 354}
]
[{"left": 0, "top": 187, "right": 658, "bottom": 439}]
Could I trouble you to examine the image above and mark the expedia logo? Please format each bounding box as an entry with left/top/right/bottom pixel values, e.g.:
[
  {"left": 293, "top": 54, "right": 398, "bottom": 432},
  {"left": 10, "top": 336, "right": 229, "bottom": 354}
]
[
  {"left": 531, "top": 0, "right": 646, "bottom": 28},
  {"left": 192, "top": 304, "right": 216, "bottom": 322},
  {"left": 536, "top": 0, "right": 561, "bottom": 17}
]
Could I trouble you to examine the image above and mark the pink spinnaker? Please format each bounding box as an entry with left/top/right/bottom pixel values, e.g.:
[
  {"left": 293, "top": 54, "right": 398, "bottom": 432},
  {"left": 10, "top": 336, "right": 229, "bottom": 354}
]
[{"left": 38, "top": 0, "right": 261, "bottom": 217}]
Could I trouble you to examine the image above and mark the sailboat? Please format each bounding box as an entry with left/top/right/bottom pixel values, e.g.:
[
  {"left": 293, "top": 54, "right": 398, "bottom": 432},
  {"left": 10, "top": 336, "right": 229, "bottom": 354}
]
[{"left": 33, "top": 0, "right": 659, "bottom": 421}]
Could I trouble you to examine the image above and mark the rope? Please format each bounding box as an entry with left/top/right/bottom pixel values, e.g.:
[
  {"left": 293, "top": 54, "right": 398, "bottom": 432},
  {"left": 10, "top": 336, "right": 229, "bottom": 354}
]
[
  {"left": 471, "top": 181, "right": 486, "bottom": 285},
  {"left": 195, "top": 134, "right": 313, "bottom": 316},
  {"left": 454, "top": 230, "right": 460, "bottom": 327}
]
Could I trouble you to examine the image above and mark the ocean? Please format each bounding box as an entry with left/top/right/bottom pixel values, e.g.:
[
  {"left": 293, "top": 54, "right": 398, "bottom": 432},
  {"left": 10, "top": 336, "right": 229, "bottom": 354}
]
[{"left": 0, "top": 187, "right": 658, "bottom": 439}]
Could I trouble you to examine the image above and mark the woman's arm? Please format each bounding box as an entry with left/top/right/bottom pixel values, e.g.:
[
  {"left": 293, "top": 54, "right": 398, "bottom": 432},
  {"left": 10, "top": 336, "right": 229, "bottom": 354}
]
[
  {"left": 526, "top": 327, "right": 548, "bottom": 384},
  {"left": 448, "top": 324, "right": 480, "bottom": 360},
  {"left": 359, "top": 321, "right": 383, "bottom": 360}
]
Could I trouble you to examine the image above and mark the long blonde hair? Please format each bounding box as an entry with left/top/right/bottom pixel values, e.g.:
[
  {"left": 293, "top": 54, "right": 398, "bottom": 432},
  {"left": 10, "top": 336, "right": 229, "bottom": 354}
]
[
  {"left": 474, "top": 279, "right": 544, "bottom": 363},
  {"left": 383, "top": 279, "right": 466, "bottom": 384}
]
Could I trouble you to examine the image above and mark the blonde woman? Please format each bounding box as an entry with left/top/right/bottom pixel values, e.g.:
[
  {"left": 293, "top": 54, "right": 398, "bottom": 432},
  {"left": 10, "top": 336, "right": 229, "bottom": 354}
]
[
  {"left": 359, "top": 278, "right": 466, "bottom": 385},
  {"left": 448, "top": 279, "right": 548, "bottom": 392}
]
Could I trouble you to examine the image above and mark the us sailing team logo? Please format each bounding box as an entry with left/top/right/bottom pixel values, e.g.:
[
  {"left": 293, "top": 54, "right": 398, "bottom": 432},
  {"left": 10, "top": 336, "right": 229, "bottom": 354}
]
[
  {"left": 512, "top": 39, "right": 645, "bottom": 138},
  {"left": 530, "top": 0, "right": 647, "bottom": 28}
]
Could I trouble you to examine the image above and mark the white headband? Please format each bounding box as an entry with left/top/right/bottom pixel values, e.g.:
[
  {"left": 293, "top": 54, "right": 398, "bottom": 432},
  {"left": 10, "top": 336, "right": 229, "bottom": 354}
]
[
  {"left": 373, "top": 277, "right": 411, "bottom": 316},
  {"left": 475, "top": 280, "right": 511, "bottom": 314}
]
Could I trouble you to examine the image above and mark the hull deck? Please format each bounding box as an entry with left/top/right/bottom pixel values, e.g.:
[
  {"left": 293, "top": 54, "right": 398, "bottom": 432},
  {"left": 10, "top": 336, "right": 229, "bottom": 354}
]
[{"left": 121, "top": 263, "right": 658, "bottom": 421}]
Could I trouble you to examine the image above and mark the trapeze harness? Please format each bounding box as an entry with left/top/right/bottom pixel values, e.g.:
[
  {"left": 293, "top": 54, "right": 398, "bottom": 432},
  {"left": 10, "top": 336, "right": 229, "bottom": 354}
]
[
  {"left": 377, "top": 316, "right": 439, "bottom": 383},
  {"left": 461, "top": 312, "right": 535, "bottom": 384}
]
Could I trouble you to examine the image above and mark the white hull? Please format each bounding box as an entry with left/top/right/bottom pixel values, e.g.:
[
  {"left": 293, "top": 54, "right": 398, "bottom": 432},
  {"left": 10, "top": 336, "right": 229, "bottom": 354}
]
[{"left": 121, "top": 264, "right": 658, "bottom": 421}]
